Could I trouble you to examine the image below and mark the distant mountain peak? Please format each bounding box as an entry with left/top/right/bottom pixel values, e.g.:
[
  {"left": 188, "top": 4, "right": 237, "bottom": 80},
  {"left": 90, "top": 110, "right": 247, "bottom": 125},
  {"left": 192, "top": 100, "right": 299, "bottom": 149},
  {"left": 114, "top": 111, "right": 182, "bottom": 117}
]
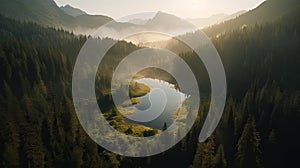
[
  {"left": 60, "top": 4, "right": 87, "bottom": 17},
  {"left": 153, "top": 11, "right": 183, "bottom": 20},
  {"left": 146, "top": 11, "right": 190, "bottom": 28}
]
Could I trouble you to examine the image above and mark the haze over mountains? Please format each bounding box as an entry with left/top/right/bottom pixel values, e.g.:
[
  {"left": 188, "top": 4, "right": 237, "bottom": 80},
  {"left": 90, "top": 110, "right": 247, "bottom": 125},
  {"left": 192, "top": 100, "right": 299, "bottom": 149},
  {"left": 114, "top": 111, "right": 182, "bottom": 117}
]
[
  {"left": 57, "top": 2, "right": 246, "bottom": 29},
  {"left": 204, "top": 0, "right": 300, "bottom": 37},
  {"left": 0, "top": 0, "right": 112, "bottom": 31},
  {"left": 0, "top": 0, "right": 299, "bottom": 38},
  {"left": 187, "top": 10, "right": 246, "bottom": 28},
  {"left": 0, "top": 0, "right": 195, "bottom": 36},
  {"left": 60, "top": 5, "right": 87, "bottom": 17}
]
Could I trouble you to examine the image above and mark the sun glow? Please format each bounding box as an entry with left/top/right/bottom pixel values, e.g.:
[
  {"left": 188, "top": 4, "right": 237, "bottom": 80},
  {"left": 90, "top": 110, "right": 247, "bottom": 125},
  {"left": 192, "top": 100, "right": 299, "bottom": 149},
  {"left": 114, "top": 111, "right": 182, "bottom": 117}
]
[{"left": 54, "top": 0, "right": 265, "bottom": 19}]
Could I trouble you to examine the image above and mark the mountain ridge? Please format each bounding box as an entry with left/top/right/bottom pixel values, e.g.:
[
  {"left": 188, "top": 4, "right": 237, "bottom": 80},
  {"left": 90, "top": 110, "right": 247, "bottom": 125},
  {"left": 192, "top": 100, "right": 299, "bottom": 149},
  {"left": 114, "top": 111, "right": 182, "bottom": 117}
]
[
  {"left": 187, "top": 11, "right": 246, "bottom": 28},
  {"left": 60, "top": 4, "right": 87, "bottom": 17},
  {"left": 203, "top": 0, "right": 300, "bottom": 37},
  {"left": 0, "top": 0, "right": 113, "bottom": 31}
]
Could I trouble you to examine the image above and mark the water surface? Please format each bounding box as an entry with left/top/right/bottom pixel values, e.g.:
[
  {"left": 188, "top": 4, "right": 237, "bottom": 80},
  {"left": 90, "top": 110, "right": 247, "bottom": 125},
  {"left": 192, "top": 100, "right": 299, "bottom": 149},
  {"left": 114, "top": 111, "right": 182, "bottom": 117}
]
[{"left": 125, "top": 78, "right": 188, "bottom": 130}]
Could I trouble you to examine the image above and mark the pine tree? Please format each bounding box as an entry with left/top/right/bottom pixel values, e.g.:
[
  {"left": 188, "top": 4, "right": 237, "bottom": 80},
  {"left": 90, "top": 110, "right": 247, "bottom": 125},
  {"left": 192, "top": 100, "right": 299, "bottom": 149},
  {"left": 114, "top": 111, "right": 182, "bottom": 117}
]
[
  {"left": 235, "top": 116, "right": 262, "bottom": 168},
  {"left": 268, "top": 129, "right": 277, "bottom": 145},
  {"left": 162, "top": 122, "right": 167, "bottom": 131},
  {"left": 191, "top": 136, "right": 216, "bottom": 168},
  {"left": 215, "top": 144, "right": 227, "bottom": 168}
]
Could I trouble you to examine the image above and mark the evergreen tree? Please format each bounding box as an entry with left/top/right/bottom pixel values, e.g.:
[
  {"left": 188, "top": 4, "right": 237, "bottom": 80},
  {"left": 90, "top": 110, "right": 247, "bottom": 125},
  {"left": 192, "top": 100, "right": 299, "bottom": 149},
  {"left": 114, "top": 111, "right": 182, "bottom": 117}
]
[
  {"left": 215, "top": 144, "right": 227, "bottom": 168},
  {"left": 191, "top": 136, "right": 216, "bottom": 168},
  {"left": 162, "top": 122, "right": 167, "bottom": 131},
  {"left": 235, "top": 116, "right": 262, "bottom": 168}
]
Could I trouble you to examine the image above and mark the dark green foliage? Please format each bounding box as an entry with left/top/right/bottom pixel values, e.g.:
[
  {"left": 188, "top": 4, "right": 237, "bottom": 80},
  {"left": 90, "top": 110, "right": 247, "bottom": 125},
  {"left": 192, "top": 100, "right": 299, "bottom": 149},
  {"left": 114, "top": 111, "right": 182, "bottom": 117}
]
[
  {"left": 191, "top": 136, "right": 216, "bottom": 168},
  {"left": 0, "top": 15, "right": 110, "bottom": 167},
  {"left": 215, "top": 145, "right": 227, "bottom": 168},
  {"left": 162, "top": 122, "right": 167, "bottom": 131},
  {"left": 235, "top": 116, "right": 262, "bottom": 168},
  {"left": 212, "top": 8, "right": 300, "bottom": 97},
  {"left": 0, "top": 4, "right": 300, "bottom": 168}
]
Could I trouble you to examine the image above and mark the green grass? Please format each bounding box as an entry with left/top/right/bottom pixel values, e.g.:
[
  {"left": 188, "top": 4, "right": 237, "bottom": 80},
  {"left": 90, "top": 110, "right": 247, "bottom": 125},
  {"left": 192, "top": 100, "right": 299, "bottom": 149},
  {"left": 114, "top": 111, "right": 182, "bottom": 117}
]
[{"left": 129, "top": 81, "right": 151, "bottom": 98}]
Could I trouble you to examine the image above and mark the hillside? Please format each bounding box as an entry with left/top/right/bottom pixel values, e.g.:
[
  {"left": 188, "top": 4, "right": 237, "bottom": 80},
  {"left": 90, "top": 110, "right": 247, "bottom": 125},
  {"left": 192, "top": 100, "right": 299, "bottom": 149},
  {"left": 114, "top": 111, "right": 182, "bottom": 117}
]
[
  {"left": 188, "top": 11, "right": 246, "bottom": 28},
  {"left": 1, "top": 9, "right": 300, "bottom": 167},
  {"left": 0, "top": 0, "right": 74, "bottom": 27},
  {"left": 145, "top": 11, "right": 193, "bottom": 30},
  {"left": 0, "top": 0, "right": 195, "bottom": 36},
  {"left": 204, "top": 0, "right": 300, "bottom": 37},
  {"left": 60, "top": 4, "right": 87, "bottom": 17},
  {"left": 0, "top": 0, "right": 113, "bottom": 30},
  {"left": 1, "top": 0, "right": 300, "bottom": 167}
]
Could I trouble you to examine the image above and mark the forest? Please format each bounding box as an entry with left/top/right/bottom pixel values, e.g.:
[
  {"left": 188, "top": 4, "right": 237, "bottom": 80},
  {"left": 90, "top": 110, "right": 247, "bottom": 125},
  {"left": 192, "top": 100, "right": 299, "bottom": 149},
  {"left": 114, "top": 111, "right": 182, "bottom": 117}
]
[{"left": 0, "top": 6, "right": 300, "bottom": 168}]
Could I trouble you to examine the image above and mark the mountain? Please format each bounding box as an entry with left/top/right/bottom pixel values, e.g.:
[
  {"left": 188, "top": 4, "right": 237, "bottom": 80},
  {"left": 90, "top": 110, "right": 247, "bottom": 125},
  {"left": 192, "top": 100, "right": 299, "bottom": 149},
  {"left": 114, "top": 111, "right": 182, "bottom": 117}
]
[
  {"left": 0, "top": 0, "right": 75, "bottom": 27},
  {"left": 60, "top": 4, "right": 87, "bottom": 17},
  {"left": 93, "top": 11, "right": 199, "bottom": 42},
  {"left": 59, "top": 4, "right": 113, "bottom": 30},
  {"left": 187, "top": 11, "right": 246, "bottom": 28},
  {"left": 204, "top": 0, "right": 300, "bottom": 37},
  {"left": 187, "top": 13, "right": 228, "bottom": 28},
  {"left": 222, "top": 10, "right": 247, "bottom": 22},
  {"left": 128, "top": 18, "right": 148, "bottom": 25},
  {"left": 144, "top": 11, "right": 194, "bottom": 31},
  {"left": 0, "top": 0, "right": 113, "bottom": 31},
  {"left": 1, "top": 1, "right": 190, "bottom": 36}
]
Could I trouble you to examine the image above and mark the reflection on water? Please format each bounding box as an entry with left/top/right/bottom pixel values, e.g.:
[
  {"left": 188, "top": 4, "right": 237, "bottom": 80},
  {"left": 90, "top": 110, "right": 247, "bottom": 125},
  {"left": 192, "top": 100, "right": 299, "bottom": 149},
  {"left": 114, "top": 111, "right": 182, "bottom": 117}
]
[{"left": 125, "top": 78, "right": 188, "bottom": 130}]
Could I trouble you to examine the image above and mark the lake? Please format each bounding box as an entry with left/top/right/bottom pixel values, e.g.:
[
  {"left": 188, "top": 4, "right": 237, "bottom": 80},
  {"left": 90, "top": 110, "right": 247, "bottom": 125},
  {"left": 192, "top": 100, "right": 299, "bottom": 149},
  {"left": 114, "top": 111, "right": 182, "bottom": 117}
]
[{"left": 125, "top": 78, "right": 188, "bottom": 130}]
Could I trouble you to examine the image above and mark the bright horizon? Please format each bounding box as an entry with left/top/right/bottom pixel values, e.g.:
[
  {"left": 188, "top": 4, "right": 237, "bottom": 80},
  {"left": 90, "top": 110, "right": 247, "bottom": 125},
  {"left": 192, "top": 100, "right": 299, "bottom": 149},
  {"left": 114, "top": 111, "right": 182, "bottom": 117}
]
[{"left": 54, "top": 0, "right": 265, "bottom": 19}]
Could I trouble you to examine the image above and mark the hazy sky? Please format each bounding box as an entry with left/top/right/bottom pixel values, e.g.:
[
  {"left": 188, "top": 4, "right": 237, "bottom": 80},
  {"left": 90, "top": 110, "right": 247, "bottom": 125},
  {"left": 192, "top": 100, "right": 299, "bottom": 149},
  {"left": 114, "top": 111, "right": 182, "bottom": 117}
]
[{"left": 54, "top": 0, "right": 265, "bottom": 19}]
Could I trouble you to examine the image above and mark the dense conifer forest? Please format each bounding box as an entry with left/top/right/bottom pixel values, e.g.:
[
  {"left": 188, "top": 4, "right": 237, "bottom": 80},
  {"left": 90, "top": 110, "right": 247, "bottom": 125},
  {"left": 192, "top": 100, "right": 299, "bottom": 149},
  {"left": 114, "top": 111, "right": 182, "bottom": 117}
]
[{"left": 0, "top": 6, "right": 300, "bottom": 168}]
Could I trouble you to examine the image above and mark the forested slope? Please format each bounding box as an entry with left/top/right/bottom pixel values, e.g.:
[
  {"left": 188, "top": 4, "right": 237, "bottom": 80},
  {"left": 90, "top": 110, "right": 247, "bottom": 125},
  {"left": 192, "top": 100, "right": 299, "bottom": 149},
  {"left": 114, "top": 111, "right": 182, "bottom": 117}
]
[{"left": 0, "top": 7, "right": 300, "bottom": 167}]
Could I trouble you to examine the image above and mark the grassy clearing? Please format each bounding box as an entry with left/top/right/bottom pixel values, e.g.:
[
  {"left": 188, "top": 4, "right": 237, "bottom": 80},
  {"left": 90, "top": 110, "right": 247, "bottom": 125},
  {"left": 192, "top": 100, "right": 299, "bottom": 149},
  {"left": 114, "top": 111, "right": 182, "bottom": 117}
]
[{"left": 129, "top": 81, "right": 151, "bottom": 98}]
